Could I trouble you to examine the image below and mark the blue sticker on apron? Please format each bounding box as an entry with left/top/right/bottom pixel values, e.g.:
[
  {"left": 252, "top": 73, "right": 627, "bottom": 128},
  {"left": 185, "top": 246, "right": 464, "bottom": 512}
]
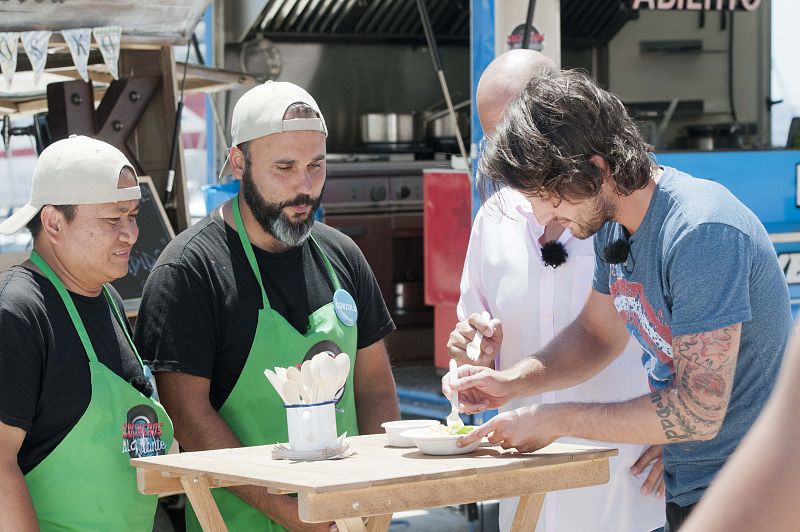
[{"left": 333, "top": 288, "right": 357, "bottom": 327}]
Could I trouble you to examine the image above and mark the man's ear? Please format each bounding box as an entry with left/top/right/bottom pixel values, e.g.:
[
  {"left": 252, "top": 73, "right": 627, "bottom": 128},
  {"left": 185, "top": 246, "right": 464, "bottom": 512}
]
[
  {"left": 229, "top": 145, "right": 245, "bottom": 180},
  {"left": 588, "top": 155, "right": 615, "bottom": 189},
  {"left": 40, "top": 206, "right": 63, "bottom": 241}
]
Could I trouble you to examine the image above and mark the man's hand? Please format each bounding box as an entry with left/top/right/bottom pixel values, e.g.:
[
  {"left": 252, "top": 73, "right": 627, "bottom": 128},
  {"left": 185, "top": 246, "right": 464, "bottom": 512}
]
[
  {"left": 631, "top": 445, "right": 665, "bottom": 498},
  {"left": 442, "top": 364, "right": 517, "bottom": 413},
  {"left": 447, "top": 314, "right": 503, "bottom": 367},
  {"left": 456, "top": 405, "right": 560, "bottom": 452}
]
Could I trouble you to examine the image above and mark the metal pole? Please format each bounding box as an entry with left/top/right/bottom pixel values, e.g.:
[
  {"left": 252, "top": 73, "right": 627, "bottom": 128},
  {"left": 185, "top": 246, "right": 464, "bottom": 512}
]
[
  {"left": 523, "top": 0, "right": 536, "bottom": 50},
  {"left": 415, "top": 0, "right": 469, "bottom": 167}
]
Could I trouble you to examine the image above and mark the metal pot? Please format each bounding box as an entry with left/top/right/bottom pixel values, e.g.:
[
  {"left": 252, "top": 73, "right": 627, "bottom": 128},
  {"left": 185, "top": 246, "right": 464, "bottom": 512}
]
[
  {"left": 684, "top": 123, "right": 754, "bottom": 151},
  {"left": 359, "top": 113, "right": 423, "bottom": 144},
  {"left": 423, "top": 100, "right": 470, "bottom": 140},
  {"left": 426, "top": 111, "right": 469, "bottom": 140}
]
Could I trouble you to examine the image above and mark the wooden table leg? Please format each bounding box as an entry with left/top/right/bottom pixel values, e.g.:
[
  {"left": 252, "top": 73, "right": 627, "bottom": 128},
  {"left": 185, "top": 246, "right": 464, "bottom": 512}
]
[
  {"left": 510, "top": 493, "right": 546, "bottom": 532},
  {"left": 335, "top": 518, "right": 367, "bottom": 532},
  {"left": 365, "top": 514, "right": 393, "bottom": 532},
  {"left": 180, "top": 475, "right": 228, "bottom": 532}
]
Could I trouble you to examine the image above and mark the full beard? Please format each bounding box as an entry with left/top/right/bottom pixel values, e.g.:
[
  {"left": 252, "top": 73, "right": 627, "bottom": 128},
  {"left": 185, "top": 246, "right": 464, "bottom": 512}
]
[
  {"left": 571, "top": 192, "right": 616, "bottom": 239},
  {"left": 241, "top": 167, "right": 322, "bottom": 248}
]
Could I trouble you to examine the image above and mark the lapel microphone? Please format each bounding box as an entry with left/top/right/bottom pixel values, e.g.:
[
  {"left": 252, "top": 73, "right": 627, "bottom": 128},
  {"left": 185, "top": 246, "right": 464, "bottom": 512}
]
[
  {"left": 541, "top": 240, "right": 568, "bottom": 268},
  {"left": 603, "top": 226, "right": 633, "bottom": 272},
  {"left": 603, "top": 239, "right": 630, "bottom": 265}
]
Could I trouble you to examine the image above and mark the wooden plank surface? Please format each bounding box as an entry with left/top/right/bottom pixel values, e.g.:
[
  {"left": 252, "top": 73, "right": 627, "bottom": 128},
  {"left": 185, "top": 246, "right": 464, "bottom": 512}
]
[{"left": 133, "top": 434, "right": 617, "bottom": 496}]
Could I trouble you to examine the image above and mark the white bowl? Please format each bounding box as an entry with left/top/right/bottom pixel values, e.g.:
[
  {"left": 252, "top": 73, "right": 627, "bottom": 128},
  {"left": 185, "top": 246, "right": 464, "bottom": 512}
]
[
  {"left": 400, "top": 426, "right": 482, "bottom": 455},
  {"left": 381, "top": 419, "right": 440, "bottom": 447}
]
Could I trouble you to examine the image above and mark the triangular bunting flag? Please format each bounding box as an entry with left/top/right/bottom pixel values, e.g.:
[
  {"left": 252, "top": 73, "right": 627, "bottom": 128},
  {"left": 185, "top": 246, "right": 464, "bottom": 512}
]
[
  {"left": 62, "top": 28, "right": 92, "bottom": 82},
  {"left": 21, "top": 31, "right": 52, "bottom": 85},
  {"left": 0, "top": 33, "right": 20, "bottom": 88},
  {"left": 93, "top": 26, "right": 122, "bottom": 80}
]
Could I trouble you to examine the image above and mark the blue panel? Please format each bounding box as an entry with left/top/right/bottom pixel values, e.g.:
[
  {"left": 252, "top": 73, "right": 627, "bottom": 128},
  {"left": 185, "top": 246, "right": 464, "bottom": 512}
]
[
  {"left": 470, "top": 0, "right": 495, "bottom": 220},
  {"left": 656, "top": 150, "right": 800, "bottom": 317},
  {"left": 655, "top": 150, "right": 800, "bottom": 234}
]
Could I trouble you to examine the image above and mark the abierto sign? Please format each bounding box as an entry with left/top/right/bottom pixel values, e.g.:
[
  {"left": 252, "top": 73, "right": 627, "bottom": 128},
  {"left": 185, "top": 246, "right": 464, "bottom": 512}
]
[{"left": 632, "top": 0, "right": 762, "bottom": 11}]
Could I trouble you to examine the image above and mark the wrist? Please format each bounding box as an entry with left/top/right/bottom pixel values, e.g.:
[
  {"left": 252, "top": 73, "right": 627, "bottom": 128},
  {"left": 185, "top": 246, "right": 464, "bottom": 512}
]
[
  {"left": 506, "top": 357, "right": 543, "bottom": 398},
  {"left": 549, "top": 402, "right": 584, "bottom": 439}
]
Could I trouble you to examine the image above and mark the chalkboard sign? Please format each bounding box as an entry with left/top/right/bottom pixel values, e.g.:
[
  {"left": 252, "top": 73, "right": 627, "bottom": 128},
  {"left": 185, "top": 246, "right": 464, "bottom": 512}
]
[{"left": 110, "top": 176, "right": 174, "bottom": 313}]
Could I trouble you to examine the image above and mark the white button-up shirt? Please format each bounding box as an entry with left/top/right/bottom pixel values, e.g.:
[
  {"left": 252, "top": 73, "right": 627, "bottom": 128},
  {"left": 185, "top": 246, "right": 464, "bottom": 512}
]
[{"left": 458, "top": 188, "right": 665, "bottom": 532}]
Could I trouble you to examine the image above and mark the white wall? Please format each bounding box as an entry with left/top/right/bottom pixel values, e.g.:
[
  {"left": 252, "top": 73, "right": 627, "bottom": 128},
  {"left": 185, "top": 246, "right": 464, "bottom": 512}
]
[
  {"left": 771, "top": 0, "right": 800, "bottom": 146},
  {"left": 493, "top": 0, "right": 561, "bottom": 65},
  {"left": 607, "top": 4, "right": 771, "bottom": 146}
]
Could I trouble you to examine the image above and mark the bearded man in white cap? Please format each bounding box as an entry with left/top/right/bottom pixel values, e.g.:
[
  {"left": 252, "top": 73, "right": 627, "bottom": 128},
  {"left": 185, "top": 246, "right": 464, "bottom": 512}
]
[
  {"left": 135, "top": 81, "right": 400, "bottom": 532},
  {"left": 0, "top": 136, "right": 174, "bottom": 530},
  {"left": 447, "top": 50, "right": 665, "bottom": 532}
]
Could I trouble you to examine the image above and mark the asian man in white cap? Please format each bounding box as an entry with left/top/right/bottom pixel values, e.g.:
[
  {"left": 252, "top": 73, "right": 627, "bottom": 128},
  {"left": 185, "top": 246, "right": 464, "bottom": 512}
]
[
  {"left": 0, "top": 135, "right": 174, "bottom": 530},
  {"left": 134, "top": 81, "right": 400, "bottom": 531}
]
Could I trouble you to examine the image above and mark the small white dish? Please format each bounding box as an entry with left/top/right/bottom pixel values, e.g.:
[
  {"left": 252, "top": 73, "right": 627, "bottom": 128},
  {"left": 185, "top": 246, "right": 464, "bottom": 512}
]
[
  {"left": 381, "top": 419, "right": 440, "bottom": 447},
  {"left": 400, "top": 426, "right": 482, "bottom": 455}
]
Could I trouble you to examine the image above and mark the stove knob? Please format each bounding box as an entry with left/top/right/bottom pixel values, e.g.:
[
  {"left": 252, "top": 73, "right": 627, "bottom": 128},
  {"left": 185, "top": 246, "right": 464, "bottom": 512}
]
[
  {"left": 370, "top": 184, "right": 387, "bottom": 202},
  {"left": 398, "top": 185, "right": 411, "bottom": 199}
]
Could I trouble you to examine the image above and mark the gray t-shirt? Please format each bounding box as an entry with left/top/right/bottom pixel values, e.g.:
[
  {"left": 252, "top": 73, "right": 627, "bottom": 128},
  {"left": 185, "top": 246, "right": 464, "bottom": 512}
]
[{"left": 593, "top": 166, "right": 792, "bottom": 506}]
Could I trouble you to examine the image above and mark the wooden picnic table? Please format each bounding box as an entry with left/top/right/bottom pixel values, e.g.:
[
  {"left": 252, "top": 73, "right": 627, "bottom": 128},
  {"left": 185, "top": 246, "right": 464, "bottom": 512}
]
[{"left": 132, "top": 434, "right": 617, "bottom": 532}]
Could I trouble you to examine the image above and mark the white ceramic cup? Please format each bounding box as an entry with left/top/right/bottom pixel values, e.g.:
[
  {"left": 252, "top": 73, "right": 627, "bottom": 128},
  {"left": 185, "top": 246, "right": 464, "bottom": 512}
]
[{"left": 285, "top": 401, "right": 338, "bottom": 452}]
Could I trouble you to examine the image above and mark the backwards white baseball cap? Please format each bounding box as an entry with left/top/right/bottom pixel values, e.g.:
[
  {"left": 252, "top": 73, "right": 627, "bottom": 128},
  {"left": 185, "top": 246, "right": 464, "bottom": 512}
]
[
  {"left": 218, "top": 80, "right": 327, "bottom": 179},
  {"left": 0, "top": 135, "right": 140, "bottom": 235}
]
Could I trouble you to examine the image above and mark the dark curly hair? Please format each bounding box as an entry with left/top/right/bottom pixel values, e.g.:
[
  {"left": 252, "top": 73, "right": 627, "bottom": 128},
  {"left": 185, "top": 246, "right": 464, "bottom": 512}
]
[{"left": 478, "top": 69, "right": 655, "bottom": 202}]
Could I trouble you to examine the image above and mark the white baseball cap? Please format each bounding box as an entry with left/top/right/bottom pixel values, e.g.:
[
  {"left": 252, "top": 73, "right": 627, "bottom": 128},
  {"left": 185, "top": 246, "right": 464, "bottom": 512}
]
[
  {"left": 218, "top": 80, "right": 327, "bottom": 179},
  {"left": 0, "top": 135, "right": 140, "bottom": 235}
]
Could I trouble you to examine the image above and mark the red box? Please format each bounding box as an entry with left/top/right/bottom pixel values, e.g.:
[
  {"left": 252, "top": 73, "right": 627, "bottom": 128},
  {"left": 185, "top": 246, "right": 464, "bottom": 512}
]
[{"left": 423, "top": 169, "right": 472, "bottom": 368}]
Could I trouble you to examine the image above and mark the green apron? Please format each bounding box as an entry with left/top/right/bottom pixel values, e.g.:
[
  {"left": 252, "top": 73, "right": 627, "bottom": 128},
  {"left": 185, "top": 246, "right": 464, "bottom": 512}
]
[
  {"left": 24, "top": 250, "right": 174, "bottom": 532},
  {"left": 186, "top": 195, "right": 359, "bottom": 531}
]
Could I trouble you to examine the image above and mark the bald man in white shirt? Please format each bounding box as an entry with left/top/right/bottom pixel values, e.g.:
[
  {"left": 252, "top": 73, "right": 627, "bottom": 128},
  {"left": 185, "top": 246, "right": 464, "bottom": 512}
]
[{"left": 447, "top": 50, "right": 665, "bottom": 532}]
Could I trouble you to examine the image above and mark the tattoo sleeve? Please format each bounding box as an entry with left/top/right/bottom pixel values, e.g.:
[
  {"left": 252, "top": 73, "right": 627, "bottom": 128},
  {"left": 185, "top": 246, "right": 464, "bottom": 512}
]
[{"left": 650, "top": 324, "right": 742, "bottom": 442}]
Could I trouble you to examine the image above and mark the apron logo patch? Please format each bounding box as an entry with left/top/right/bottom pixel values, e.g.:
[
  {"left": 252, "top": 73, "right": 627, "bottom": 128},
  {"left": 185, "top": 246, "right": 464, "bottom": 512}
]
[{"left": 121, "top": 404, "right": 168, "bottom": 457}]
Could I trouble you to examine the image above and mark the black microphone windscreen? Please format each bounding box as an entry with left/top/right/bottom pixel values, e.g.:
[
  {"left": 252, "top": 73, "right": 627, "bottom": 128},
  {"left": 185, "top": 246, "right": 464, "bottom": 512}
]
[
  {"left": 603, "top": 239, "right": 630, "bottom": 265},
  {"left": 541, "top": 240, "right": 568, "bottom": 268}
]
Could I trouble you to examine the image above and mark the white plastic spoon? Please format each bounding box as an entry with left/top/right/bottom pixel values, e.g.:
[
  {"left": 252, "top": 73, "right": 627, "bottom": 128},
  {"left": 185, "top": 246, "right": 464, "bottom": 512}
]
[
  {"left": 300, "top": 361, "right": 314, "bottom": 403},
  {"left": 282, "top": 379, "right": 302, "bottom": 405},
  {"left": 446, "top": 359, "right": 464, "bottom": 431},
  {"left": 318, "top": 353, "right": 339, "bottom": 401},
  {"left": 286, "top": 365, "right": 302, "bottom": 383},
  {"left": 263, "top": 368, "right": 286, "bottom": 402},
  {"left": 333, "top": 353, "right": 350, "bottom": 400},
  {"left": 310, "top": 354, "right": 327, "bottom": 403},
  {"left": 466, "top": 310, "right": 492, "bottom": 362}
]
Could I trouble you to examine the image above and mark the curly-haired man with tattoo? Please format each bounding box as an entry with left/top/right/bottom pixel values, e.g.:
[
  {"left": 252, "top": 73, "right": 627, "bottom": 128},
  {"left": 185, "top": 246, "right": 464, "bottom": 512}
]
[{"left": 446, "top": 70, "right": 793, "bottom": 531}]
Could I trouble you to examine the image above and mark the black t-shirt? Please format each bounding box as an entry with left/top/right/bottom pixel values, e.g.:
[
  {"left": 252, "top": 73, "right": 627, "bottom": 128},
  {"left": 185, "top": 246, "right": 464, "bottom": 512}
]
[
  {"left": 0, "top": 266, "right": 144, "bottom": 474},
  {"left": 133, "top": 211, "right": 395, "bottom": 410}
]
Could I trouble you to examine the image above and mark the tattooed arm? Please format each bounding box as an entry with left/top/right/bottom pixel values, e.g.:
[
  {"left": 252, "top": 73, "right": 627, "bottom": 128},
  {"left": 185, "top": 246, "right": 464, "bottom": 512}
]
[
  {"left": 459, "top": 324, "right": 742, "bottom": 451},
  {"left": 681, "top": 326, "right": 800, "bottom": 532},
  {"left": 652, "top": 324, "right": 741, "bottom": 442}
]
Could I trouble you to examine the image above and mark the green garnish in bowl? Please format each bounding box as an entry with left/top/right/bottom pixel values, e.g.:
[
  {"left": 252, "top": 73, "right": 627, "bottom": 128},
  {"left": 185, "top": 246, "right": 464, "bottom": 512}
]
[{"left": 455, "top": 426, "right": 474, "bottom": 435}]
